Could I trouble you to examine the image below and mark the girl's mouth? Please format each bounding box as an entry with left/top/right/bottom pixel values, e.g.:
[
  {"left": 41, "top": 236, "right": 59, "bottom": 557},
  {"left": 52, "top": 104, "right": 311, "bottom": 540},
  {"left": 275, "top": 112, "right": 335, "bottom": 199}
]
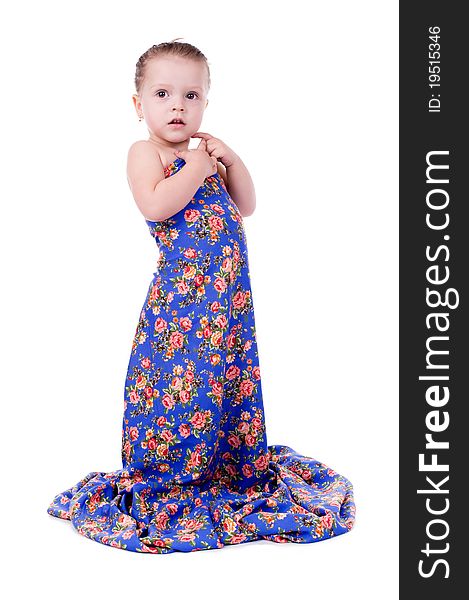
[{"left": 168, "top": 123, "right": 186, "bottom": 128}]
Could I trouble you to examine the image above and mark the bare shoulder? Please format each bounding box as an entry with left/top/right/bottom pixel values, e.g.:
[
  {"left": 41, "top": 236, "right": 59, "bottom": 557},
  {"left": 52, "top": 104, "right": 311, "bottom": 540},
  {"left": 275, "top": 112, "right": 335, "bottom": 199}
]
[
  {"left": 126, "top": 141, "right": 164, "bottom": 188},
  {"left": 127, "top": 140, "right": 163, "bottom": 174},
  {"left": 126, "top": 141, "right": 165, "bottom": 219},
  {"left": 127, "top": 139, "right": 160, "bottom": 156}
]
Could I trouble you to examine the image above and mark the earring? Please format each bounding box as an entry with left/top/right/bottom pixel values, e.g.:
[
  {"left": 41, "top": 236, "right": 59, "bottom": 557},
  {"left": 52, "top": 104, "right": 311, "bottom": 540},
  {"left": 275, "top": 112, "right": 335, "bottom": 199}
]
[{"left": 138, "top": 115, "right": 143, "bottom": 122}]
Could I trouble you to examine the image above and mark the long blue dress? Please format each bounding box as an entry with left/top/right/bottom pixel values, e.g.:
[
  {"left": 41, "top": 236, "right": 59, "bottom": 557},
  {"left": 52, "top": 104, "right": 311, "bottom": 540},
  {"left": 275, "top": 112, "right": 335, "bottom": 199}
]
[{"left": 46, "top": 157, "right": 356, "bottom": 553}]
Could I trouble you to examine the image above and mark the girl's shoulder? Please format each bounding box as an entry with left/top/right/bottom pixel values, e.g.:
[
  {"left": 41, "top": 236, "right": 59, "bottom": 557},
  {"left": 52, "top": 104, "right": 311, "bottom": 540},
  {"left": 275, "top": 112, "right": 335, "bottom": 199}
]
[
  {"left": 128, "top": 139, "right": 162, "bottom": 161},
  {"left": 128, "top": 140, "right": 177, "bottom": 171},
  {"left": 127, "top": 141, "right": 165, "bottom": 173},
  {"left": 126, "top": 140, "right": 165, "bottom": 195}
]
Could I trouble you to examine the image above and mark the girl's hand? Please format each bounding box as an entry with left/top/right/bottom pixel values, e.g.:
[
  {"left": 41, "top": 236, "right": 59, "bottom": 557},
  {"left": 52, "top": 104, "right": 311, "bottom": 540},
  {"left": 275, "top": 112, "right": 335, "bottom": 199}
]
[
  {"left": 174, "top": 138, "right": 218, "bottom": 179},
  {"left": 191, "top": 132, "right": 238, "bottom": 168}
]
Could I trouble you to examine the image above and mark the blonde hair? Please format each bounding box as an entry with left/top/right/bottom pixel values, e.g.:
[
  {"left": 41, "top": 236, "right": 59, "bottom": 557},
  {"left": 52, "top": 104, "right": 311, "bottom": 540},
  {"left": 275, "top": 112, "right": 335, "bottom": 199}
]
[{"left": 134, "top": 38, "right": 211, "bottom": 95}]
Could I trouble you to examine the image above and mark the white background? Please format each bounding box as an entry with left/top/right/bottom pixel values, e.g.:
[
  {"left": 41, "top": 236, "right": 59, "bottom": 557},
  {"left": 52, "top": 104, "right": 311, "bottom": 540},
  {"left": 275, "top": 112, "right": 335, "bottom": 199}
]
[{"left": 1, "top": 0, "right": 398, "bottom": 597}]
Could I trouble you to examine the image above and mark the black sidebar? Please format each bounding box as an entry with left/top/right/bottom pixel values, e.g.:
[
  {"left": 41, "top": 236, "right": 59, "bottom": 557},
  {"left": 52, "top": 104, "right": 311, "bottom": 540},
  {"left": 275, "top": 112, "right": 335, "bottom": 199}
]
[{"left": 400, "top": 2, "right": 466, "bottom": 596}]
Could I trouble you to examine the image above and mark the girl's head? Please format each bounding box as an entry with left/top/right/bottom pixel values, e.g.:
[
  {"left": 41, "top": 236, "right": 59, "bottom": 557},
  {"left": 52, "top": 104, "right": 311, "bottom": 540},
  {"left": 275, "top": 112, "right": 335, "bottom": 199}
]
[{"left": 133, "top": 39, "right": 211, "bottom": 145}]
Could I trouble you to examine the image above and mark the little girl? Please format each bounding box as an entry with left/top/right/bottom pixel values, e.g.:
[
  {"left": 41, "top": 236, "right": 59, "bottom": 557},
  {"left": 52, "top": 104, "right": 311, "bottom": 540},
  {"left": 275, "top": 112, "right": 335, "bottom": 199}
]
[{"left": 46, "top": 40, "right": 356, "bottom": 554}]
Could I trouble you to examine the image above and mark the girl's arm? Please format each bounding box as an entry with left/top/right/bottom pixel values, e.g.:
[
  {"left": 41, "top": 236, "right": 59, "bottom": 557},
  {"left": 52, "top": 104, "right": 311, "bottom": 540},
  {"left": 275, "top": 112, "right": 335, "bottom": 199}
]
[
  {"left": 219, "top": 157, "right": 256, "bottom": 217},
  {"left": 127, "top": 142, "right": 207, "bottom": 222}
]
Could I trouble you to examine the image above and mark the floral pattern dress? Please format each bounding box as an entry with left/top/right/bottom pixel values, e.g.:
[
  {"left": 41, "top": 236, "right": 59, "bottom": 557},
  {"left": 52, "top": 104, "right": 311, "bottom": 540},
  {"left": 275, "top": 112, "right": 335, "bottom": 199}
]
[{"left": 46, "top": 156, "right": 356, "bottom": 553}]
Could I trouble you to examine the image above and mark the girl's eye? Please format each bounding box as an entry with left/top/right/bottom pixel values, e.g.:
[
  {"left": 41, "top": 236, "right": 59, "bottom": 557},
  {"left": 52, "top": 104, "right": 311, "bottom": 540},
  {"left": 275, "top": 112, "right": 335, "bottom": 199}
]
[{"left": 155, "top": 91, "right": 198, "bottom": 99}]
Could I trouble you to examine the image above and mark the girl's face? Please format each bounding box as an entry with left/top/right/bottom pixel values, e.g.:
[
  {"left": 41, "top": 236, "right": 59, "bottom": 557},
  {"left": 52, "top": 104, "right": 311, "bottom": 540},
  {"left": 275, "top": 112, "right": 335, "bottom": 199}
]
[{"left": 133, "top": 56, "right": 209, "bottom": 147}]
